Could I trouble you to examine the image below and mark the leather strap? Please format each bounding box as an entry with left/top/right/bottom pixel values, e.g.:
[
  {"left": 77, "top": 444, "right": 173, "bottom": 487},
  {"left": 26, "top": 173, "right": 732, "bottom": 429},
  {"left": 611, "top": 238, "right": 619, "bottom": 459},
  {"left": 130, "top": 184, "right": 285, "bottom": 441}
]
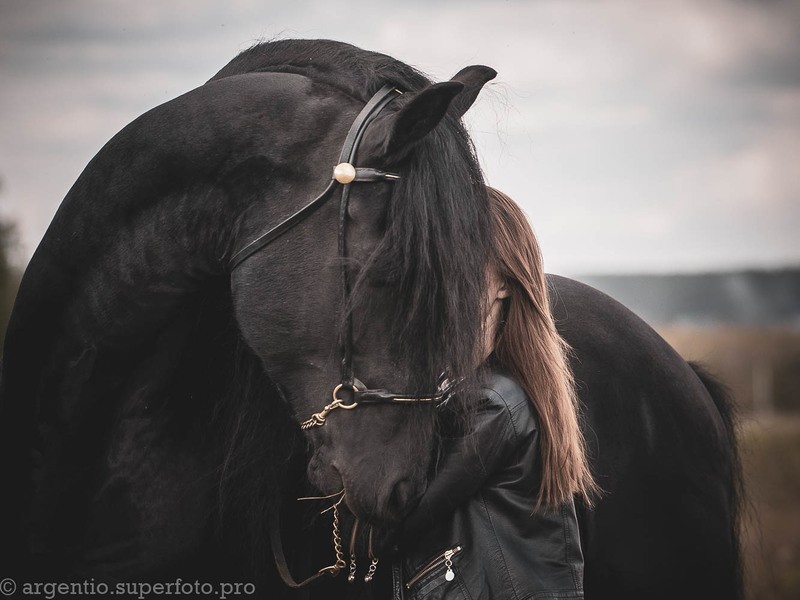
[
  {"left": 269, "top": 504, "right": 337, "bottom": 589},
  {"left": 336, "top": 85, "right": 401, "bottom": 384},
  {"left": 257, "top": 85, "right": 403, "bottom": 590},
  {"left": 354, "top": 388, "right": 455, "bottom": 405},
  {"left": 337, "top": 85, "right": 401, "bottom": 165},
  {"left": 228, "top": 180, "right": 337, "bottom": 270},
  {"left": 344, "top": 167, "right": 400, "bottom": 182}
]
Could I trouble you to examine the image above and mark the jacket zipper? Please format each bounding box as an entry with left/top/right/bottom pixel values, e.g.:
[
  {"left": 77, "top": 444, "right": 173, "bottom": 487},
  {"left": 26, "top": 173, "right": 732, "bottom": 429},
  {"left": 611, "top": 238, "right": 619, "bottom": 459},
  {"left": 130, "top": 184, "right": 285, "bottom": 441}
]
[{"left": 405, "top": 545, "right": 463, "bottom": 589}]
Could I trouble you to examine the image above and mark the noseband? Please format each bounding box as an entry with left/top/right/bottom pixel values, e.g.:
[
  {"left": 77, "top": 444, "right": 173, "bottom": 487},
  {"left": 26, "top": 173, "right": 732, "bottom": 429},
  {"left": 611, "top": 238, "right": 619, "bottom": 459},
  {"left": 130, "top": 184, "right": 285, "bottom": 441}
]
[
  {"left": 229, "top": 85, "right": 457, "bottom": 429},
  {"left": 300, "top": 376, "right": 458, "bottom": 430}
]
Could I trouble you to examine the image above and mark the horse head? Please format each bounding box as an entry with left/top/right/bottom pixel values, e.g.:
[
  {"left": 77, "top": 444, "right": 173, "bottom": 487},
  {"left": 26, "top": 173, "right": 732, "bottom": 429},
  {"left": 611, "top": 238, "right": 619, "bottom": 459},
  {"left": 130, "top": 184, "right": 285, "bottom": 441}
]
[{"left": 223, "top": 43, "right": 497, "bottom": 526}]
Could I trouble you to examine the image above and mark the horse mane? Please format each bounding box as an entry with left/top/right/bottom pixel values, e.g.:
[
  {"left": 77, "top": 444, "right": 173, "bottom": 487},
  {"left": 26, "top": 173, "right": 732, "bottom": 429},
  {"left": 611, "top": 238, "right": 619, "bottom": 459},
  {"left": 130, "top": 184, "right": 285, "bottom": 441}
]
[
  {"left": 207, "top": 297, "right": 303, "bottom": 581},
  {"left": 209, "top": 38, "right": 431, "bottom": 98}
]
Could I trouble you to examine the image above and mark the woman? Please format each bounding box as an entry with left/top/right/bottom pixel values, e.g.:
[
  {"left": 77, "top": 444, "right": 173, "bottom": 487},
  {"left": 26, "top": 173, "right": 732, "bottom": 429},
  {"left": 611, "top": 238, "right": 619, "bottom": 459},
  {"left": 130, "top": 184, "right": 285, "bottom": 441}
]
[{"left": 392, "top": 187, "right": 598, "bottom": 599}]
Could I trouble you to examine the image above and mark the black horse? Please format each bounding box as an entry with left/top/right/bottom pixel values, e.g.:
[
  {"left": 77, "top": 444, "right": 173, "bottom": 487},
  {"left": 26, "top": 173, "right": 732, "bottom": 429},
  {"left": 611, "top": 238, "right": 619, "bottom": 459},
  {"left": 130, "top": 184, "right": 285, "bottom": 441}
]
[{"left": 0, "top": 40, "right": 742, "bottom": 600}]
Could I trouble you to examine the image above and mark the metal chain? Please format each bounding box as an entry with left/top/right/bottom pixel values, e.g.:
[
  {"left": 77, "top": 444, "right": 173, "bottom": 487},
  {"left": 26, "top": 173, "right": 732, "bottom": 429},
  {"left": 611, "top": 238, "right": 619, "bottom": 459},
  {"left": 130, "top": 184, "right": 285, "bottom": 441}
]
[
  {"left": 303, "top": 491, "right": 380, "bottom": 584},
  {"left": 348, "top": 520, "right": 360, "bottom": 582},
  {"left": 364, "top": 526, "right": 379, "bottom": 583},
  {"left": 348, "top": 555, "right": 358, "bottom": 582},
  {"left": 364, "top": 558, "right": 379, "bottom": 583},
  {"left": 331, "top": 496, "right": 347, "bottom": 573}
]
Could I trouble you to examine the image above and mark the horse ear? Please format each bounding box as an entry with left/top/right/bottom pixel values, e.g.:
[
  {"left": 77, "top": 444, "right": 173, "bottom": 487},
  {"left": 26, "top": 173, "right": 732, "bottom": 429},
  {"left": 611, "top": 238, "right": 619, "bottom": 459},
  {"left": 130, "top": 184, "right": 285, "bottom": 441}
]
[
  {"left": 364, "top": 81, "right": 464, "bottom": 164},
  {"left": 447, "top": 65, "right": 497, "bottom": 119}
]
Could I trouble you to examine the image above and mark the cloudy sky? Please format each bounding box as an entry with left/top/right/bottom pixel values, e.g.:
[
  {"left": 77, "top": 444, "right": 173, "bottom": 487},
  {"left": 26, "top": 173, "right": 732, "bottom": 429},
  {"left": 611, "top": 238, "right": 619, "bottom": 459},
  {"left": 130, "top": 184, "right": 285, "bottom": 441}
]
[{"left": 1, "top": 0, "right": 798, "bottom": 275}]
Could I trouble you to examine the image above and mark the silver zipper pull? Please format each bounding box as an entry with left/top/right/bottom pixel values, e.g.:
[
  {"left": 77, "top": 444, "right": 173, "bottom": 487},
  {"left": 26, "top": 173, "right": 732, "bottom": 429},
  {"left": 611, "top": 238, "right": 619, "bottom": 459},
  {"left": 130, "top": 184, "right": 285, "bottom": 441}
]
[{"left": 444, "top": 549, "right": 455, "bottom": 581}]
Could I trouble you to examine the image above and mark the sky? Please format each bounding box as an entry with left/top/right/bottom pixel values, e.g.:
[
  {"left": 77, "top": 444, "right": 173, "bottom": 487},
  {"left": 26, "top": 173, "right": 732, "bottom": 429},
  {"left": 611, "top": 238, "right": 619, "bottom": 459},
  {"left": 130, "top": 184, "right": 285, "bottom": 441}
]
[{"left": 1, "top": 0, "right": 798, "bottom": 275}]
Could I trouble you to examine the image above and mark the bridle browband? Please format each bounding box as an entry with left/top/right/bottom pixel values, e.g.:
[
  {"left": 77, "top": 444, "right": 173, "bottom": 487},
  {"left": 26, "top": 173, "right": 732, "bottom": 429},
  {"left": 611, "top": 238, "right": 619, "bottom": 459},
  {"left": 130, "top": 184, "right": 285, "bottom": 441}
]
[{"left": 228, "top": 84, "right": 459, "bottom": 428}]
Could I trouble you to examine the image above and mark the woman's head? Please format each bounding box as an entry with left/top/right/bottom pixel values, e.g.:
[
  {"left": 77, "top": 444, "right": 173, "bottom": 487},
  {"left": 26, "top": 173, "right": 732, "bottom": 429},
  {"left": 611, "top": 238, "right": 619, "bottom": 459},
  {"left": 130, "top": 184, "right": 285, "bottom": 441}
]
[{"left": 486, "top": 187, "right": 598, "bottom": 509}]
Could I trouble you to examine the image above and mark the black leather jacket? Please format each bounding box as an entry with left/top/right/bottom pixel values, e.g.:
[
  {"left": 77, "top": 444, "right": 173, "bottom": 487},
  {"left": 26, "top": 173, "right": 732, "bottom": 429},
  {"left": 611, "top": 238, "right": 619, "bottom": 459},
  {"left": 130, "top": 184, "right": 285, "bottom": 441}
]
[{"left": 392, "top": 369, "right": 584, "bottom": 600}]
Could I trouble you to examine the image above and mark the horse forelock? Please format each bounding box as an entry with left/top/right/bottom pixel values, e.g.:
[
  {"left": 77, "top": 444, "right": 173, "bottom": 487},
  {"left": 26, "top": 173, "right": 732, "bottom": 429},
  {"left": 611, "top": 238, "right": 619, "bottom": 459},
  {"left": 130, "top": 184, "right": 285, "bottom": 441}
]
[{"left": 353, "top": 123, "right": 490, "bottom": 398}]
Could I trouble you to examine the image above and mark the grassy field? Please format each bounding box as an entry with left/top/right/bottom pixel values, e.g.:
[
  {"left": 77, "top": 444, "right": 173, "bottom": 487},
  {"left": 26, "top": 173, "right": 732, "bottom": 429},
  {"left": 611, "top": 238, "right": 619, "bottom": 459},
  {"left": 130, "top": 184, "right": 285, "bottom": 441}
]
[
  {"left": 739, "top": 415, "right": 800, "bottom": 599},
  {"left": 655, "top": 326, "right": 800, "bottom": 598},
  {"left": 659, "top": 325, "right": 800, "bottom": 413}
]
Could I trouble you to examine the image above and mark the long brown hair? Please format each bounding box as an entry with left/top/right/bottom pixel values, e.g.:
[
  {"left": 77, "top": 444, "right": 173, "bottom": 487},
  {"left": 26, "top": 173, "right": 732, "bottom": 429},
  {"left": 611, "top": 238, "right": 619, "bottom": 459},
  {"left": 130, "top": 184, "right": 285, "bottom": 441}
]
[{"left": 488, "top": 187, "right": 598, "bottom": 509}]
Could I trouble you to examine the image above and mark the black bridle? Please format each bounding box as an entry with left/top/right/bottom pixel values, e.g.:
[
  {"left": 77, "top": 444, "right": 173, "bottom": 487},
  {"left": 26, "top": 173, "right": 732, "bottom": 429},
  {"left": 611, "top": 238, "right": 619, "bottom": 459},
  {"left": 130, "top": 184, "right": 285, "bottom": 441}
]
[
  {"left": 229, "top": 85, "right": 463, "bottom": 589},
  {"left": 228, "top": 84, "right": 458, "bottom": 431}
]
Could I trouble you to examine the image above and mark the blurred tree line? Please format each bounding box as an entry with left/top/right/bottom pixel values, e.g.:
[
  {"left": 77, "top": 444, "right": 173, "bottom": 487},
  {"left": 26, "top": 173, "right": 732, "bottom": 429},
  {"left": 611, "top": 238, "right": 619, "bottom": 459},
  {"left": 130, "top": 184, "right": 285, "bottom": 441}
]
[
  {"left": 0, "top": 177, "right": 22, "bottom": 351},
  {"left": 1, "top": 222, "right": 20, "bottom": 343}
]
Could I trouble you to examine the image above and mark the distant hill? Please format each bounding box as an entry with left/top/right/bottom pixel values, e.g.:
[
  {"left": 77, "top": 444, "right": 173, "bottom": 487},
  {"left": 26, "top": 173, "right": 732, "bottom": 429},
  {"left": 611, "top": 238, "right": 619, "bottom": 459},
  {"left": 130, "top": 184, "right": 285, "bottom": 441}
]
[{"left": 571, "top": 268, "right": 800, "bottom": 327}]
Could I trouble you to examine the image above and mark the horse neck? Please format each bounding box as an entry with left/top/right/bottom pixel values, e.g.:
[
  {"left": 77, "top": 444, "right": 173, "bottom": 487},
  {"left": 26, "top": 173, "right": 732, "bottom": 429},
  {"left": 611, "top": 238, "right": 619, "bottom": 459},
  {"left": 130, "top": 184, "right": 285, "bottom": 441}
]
[{"left": 2, "top": 73, "right": 337, "bottom": 404}]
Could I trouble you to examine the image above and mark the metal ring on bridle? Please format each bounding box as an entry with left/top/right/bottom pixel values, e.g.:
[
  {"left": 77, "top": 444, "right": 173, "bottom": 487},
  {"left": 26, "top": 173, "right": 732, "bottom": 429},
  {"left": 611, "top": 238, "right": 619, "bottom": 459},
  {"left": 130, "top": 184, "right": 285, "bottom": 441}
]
[
  {"left": 300, "top": 383, "right": 364, "bottom": 430},
  {"left": 332, "top": 383, "right": 360, "bottom": 410}
]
